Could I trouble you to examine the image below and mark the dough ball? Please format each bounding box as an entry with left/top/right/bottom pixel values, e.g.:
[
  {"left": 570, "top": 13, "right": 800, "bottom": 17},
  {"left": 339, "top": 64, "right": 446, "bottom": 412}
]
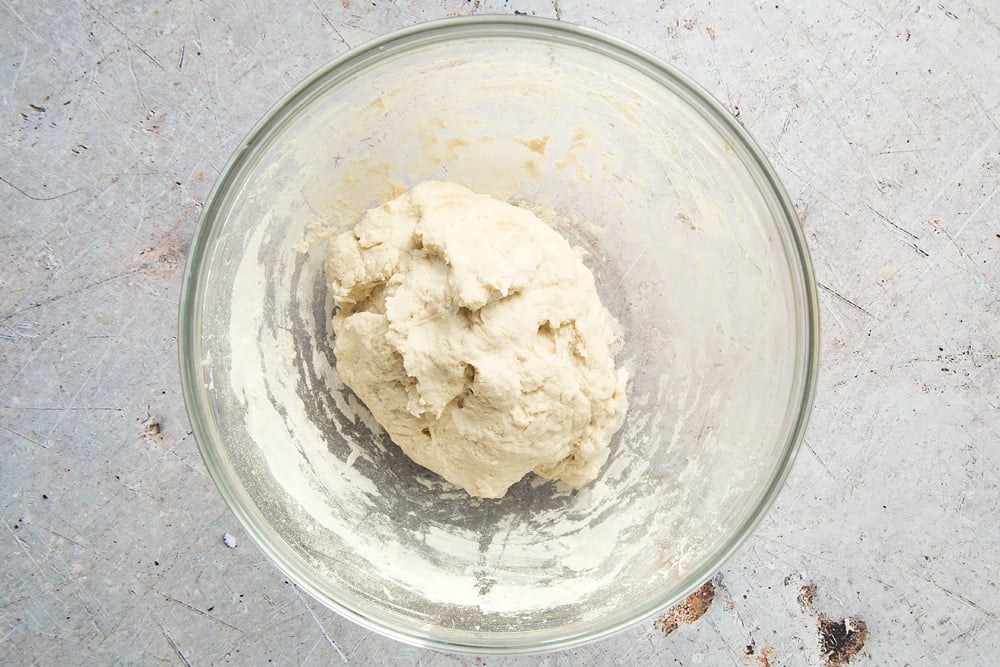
[{"left": 326, "top": 181, "right": 627, "bottom": 498}]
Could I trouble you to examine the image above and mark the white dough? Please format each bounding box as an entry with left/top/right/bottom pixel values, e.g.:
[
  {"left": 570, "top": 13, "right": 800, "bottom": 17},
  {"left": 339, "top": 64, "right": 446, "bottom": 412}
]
[{"left": 325, "top": 181, "right": 627, "bottom": 498}]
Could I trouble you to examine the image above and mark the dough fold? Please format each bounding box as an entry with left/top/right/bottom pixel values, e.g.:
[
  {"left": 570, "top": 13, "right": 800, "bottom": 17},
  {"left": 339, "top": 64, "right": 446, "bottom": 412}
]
[{"left": 326, "top": 181, "right": 626, "bottom": 498}]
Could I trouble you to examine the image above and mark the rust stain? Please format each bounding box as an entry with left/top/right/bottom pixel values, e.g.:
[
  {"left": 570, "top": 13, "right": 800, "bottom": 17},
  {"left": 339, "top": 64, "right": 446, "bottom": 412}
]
[
  {"left": 755, "top": 643, "right": 775, "bottom": 667},
  {"left": 653, "top": 580, "right": 715, "bottom": 635},
  {"left": 135, "top": 201, "right": 198, "bottom": 274},
  {"left": 818, "top": 614, "right": 868, "bottom": 667},
  {"left": 798, "top": 583, "right": 817, "bottom": 612},
  {"left": 745, "top": 637, "right": 776, "bottom": 665},
  {"left": 138, "top": 230, "right": 190, "bottom": 273}
]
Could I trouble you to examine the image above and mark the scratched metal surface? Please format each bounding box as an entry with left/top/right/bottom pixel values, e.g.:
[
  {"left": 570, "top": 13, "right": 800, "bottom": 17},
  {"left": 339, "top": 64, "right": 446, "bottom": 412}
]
[{"left": 1, "top": 1, "right": 997, "bottom": 665}]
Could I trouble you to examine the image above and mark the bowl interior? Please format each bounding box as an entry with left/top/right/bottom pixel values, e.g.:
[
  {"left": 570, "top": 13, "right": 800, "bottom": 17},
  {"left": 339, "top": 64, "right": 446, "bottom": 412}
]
[{"left": 181, "top": 18, "right": 817, "bottom": 652}]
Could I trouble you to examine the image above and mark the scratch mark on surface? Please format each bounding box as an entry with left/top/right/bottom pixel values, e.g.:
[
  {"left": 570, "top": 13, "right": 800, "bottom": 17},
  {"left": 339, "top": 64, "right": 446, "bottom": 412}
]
[
  {"left": 968, "top": 90, "right": 1000, "bottom": 133},
  {"left": 804, "top": 439, "right": 835, "bottom": 478},
  {"left": 0, "top": 624, "right": 17, "bottom": 645},
  {"left": 84, "top": 2, "right": 165, "bottom": 70},
  {"left": 867, "top": 204, "right": 929, "bottom": 256},
  {"left": 339, "top": 12, "right": 379, "bottom": 36},
  {"left": 772, "top": 159, "right": 851, "bottom": 217},
  {"left": 124, "top": 42, "right": 145, "bottom": 109},
  {"left": 154, "top": 617, "right": 192, "bottom": 667},
  {"left": 158, "top": 592, "right": 244, "bottom": 632},
  {"left": 914, "top": 186, "right": 998, "bottom": 288},
  {"left": 0, "top": 0, "right": 46, "bottom": 45},
  {"left": 775, "top": 109, "right": 793, "bottom": 146},
  {"left": 833, "top": 0, "right": 887, "bottom": 30},
  {"left": 215, "top": 600, "right": 298, "bottom": 660},
  {"left": 309, "top": 0, "right": 350, "bottom": 47},
  {"left": 292, "top": 586, "right": 347, "bottom": 662},
  {"left": 3, "top": 331, "right": 54, "bottom": 392},
  {"left": 1, "top": 265, "right": 151, "bottom": 321},
  {"left": 299, "top": 637, "right": 324, "bottom": 665},
  {"left": 707, "top": 615, "right": 743, "bottom": 664},
  {"left": 6, "top": 522, "right": 60, "bottom": 601},
  {"left": 926, "top": 579, "right": 1000, "bottom": 625},
  {"left": 51, "top": 514, "right": 95, "bottom": 552},
  {"left": 0, "top": 423, "right": 48, "bottom": 449},
  {"left": 866, "top": 204, "right": 919, "bottom": 241},
  {"left": 41, "top": 314, "right": 135, "bottom": 445},
  {"left": 820, "top": 295, "right": 847, "bottom": 331},
  {"left": 81, "top": 89, "right": 114, "bottom": 124},
  {"left": 756, "top": 536, "right": 841, "bottom": 570},
  {"left": 876, "top": 148, "right": 934, "bottom": 155},
  {"left": 928, "top": 217, "right": 970, "bottom": 259},
  {"left": 48, "top": 529, "right": 86, "bottom": 549},
  {"left": 953, "top": 184, "right": 998, "bottom": 240},
  {"left": 0, "top": 175, "right": 80, "bottom": 202},
  {"left": 349, "top": 633, "right": 368, "bottom": 658},
  {"left": 943, "top": 620, "right": 988, "bottom": 649},
  {"left": 919, "top": 134, "right": 995, "bottom": 221},
  {"left": 190, "top": 8, "right": 222, "bottom": 143},
  {"left": 5, "top": 43, "right": 28, "bottom": 103},
  {"left": 817, "top": 282, "right": 873, "bottom": 317}
]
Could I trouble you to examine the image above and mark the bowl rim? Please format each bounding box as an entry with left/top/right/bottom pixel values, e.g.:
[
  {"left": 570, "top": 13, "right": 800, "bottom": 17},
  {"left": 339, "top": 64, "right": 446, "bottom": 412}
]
[{"left": 178, "top": 14, "right": 820, "bottom": 655}]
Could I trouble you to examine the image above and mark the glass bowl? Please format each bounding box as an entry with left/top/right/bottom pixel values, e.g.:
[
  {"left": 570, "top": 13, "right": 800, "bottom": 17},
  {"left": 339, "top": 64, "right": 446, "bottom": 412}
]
[{"left": 179, "top": 16, "right": 818, "bottom": 654}]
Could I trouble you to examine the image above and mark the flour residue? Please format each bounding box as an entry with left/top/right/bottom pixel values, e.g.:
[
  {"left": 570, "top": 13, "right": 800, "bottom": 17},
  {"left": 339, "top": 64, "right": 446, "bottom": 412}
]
[{"left": 201, "top": 36, "right": 803, "bottom": 636}]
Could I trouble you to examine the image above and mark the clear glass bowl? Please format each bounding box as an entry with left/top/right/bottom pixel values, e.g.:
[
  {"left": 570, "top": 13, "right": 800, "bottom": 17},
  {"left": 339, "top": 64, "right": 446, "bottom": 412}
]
[{"left": 179, "top": 16, "right": 818, "bottom": 654}]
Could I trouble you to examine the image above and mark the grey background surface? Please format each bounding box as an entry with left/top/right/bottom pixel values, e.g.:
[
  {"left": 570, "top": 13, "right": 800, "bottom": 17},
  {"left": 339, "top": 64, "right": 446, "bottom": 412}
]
[{"left": 2, "top": 1, "right": 998, "bottom": 664}]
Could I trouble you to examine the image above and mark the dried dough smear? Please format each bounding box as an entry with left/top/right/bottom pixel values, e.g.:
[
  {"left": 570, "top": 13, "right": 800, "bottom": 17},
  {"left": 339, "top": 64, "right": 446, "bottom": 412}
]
[{"left": 326, "top": 181, "right": 627, "bottom": 498}]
